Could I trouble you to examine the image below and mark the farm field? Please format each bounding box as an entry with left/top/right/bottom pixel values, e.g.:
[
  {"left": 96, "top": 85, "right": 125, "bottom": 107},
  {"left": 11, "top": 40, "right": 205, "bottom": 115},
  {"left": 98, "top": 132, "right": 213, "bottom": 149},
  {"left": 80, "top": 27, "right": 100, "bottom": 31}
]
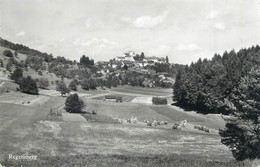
[{"left": 0, "top": 85, "right": 248, "bottom": 166}]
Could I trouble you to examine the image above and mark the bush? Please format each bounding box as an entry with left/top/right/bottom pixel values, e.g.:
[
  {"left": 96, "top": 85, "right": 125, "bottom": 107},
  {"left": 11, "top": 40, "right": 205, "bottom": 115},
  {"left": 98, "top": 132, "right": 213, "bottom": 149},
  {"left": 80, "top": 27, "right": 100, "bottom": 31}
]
[
  {"left": 65, "top": 93, "right": 84, "bottom": 113},
  {"left": 3, "top": 50, "right": 13, "bottom": 57},
  {"left": 19, "top": 76, "right": 38, "bottom": 95},
  {"left": 152, "top": 97, "right": 167, "bottom": 105},
  {"left": 37, "top": 78, "right": 49, "bottom": 89},
  {"left": 10, "top": 68, "right": 23, "bottom": 83}
]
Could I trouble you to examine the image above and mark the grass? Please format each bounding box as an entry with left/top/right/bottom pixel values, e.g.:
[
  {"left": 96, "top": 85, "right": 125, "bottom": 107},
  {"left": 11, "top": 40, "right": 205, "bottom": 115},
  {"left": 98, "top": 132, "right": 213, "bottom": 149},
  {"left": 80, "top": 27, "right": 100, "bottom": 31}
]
[
  {"left": 0, "top": 118, "right": 247, "bottom": 167},
  {"left": 2, "top": 153, "right": 248, "bottom": 167},
  {"left": 81, "top": 113, "right": 120, "bottom": 124},
  {"left": 82, "top": 98, "right": 171, "bottom": 122},
  {"left": 0, "top": 78, "right": 250, "bottom": 167}
]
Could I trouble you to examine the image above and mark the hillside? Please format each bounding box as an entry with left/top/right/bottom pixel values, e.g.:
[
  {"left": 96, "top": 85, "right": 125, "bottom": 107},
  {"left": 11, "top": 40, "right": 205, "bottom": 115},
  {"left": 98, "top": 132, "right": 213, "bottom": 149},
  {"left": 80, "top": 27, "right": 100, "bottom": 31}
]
[{"left": 0, "top": 38, "right": 184, "bottom": 92}]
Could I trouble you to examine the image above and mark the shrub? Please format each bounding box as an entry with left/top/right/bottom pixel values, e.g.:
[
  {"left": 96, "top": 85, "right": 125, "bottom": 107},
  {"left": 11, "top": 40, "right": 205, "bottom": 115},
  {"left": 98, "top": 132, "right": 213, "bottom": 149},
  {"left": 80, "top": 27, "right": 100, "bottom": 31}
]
[
  {"left": 10, "top": 68, "right": 23, "bottom": 83},
  {"left": 19, "top": 76, "right": 38, "bottom": 95},
  {"left": 152, "top": 97, "right": 167, "bottom": 105},
  {"left": 65, "top": 93, "right": 84, "bottom": 113},
  {"left": 37, "top": 78, "right": 49, "bottom": 89},
  {"left": 3, "top": 50, "right": 13, "bottom": 57}
]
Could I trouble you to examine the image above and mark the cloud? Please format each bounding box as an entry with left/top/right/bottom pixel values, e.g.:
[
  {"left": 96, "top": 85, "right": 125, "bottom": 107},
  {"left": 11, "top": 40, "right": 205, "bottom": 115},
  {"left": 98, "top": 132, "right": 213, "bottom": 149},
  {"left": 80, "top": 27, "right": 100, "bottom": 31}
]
[
  {"left": 84, "top": 18, "right": 103, "bottom": 31},
  {"left": 206, "top": 10, "right": 221, "bottom": 19},
  {"left": 173, "top": 50, "right": 215, "bottom": 65},
  {"left": 122, "top": 10, "right": 169, "bottom": 28},
  {"left": 175, "top": 43, "right": 202, "bottom": 51},
  {"left": 15, "top": 31, "right": 26, "bottom": 37},
  {"left": 121, "top": 17, "right": 132, "bottom": 23},
  {"left": 149, "top": 45, "right": 172, "bottom": 55},
  {"left": 213, "top": 22, "right": 226, "bottom": 31},
  {"left": 73, "top": 38, "right": 119, "bottom": 48}
]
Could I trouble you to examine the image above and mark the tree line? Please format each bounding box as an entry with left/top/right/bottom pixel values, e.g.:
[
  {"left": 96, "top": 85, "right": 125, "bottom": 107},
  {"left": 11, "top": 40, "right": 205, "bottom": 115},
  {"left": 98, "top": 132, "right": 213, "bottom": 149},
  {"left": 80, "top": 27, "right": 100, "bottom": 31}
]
[{"left": 173, "top": 45, "right": 260, "bottom": 115}]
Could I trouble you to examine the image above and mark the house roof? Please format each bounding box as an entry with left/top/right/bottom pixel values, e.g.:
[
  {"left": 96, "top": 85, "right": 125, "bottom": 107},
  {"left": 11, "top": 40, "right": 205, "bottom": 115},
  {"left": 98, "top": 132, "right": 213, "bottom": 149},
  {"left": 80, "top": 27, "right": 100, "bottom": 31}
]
[{"left": 105, "top": 96, "right": 122, "bottom": 100}]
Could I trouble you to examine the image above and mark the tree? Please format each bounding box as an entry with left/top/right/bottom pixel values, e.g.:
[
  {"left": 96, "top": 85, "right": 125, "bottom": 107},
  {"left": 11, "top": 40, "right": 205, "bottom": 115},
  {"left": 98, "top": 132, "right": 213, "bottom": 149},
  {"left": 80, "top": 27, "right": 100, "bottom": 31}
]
[
  {"left": 81, "top": 78, "right": 97, "bottom": 90},
  {"left": 56, "top": 80, "right": 70, "bottom": 96},
  {"left": 37, "top": 78, "right": 49, "bottom": 89},
  {"left": 80, "top": 55, "right": 94, "bottom": 67},
  {"left": 173, "top": 45, "right": 260, "bottom": 114},
  {"left": 65, "top": 93, "right": 84, "bottom": 113},
  {"left": 69, "top": 79, "right": 78, "bottom": 91},
  {"left": 140, "top": 52, "right": 145, "bottom": 60},
  {"left": 6, "top": 61, "right": 12, "bottom": 72},
  {"left": 25, "top": 56, "right": 43, "bottom": 71},
  {"left": 219, "top": 66, "right": 260, "bottom": 161},
  {"left": 3, "top": 50, "right": 13, "bottom": 57},
  {"left": 19, "top": 76, "right": 38, "bottom": 95},
  {"left": 0, "top": 58, "right": 4, "bottom": 67},
  {"left": 133, "top": 54, "right": 140, "bottom": 61},
  {"left": 14, "top": 51, "right": 18, "bottom": 58},
  {"left": 123, "top": 64, "right": 128, "bottom": 70},
  {"left": 10, "top": 68, "right": 23, "bottom": 83},
  {"left": 152, "top": 97, "right": 167, "bottom": 105}
]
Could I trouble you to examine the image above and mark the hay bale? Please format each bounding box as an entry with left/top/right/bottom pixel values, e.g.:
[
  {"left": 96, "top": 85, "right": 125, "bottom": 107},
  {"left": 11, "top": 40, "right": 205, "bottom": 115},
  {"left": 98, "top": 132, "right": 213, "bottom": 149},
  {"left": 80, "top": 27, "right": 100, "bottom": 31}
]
[
  {"left": 180, "top": 120, "right": 187, "bottom": 127},
  {"left": 151, "top": 120, "right": 158, "bottom": 127},
  {"left": 130, "top": 117, "right": 137, "bottom": 123},
  {"left": 204, "top": 128, "right": 211, "bottom": 133},
  {"left": 172, "top": 123, "right": 181, "bottom": 130},
  {"left": 147, "top": 122, "right": 152, "bottom": 126},
  {"left": 172, "top": 124, "right": 181, "bottom": 130}
]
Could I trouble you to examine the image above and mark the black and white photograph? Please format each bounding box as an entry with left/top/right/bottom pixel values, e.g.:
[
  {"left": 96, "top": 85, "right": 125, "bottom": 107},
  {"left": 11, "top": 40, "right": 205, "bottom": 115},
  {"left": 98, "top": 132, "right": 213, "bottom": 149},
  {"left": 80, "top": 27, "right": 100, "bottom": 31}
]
[{"left": 0, "top": 0, "right": 259, "bottom": 166}]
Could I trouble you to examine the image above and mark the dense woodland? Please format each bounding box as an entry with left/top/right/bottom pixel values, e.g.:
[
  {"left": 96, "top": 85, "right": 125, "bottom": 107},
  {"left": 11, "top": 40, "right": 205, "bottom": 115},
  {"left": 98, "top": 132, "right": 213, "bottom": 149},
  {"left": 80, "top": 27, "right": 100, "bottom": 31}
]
[{"left": 173, "top": 46, "right": 260, "bottom": 115}]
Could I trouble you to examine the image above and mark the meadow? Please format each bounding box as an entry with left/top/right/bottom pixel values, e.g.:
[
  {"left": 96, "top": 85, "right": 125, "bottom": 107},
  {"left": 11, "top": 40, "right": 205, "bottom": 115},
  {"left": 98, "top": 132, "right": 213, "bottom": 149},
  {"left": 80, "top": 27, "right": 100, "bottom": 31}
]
[{"left": 0, "top": 83, "right": 250, "bottom": 167}]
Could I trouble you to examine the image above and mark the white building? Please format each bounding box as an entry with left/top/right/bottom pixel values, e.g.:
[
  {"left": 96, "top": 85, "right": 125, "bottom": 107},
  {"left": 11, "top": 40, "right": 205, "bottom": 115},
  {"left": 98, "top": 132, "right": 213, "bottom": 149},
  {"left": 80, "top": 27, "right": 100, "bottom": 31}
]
[{"left": 115, "top": 51, "right": 135, "bottom": 62}]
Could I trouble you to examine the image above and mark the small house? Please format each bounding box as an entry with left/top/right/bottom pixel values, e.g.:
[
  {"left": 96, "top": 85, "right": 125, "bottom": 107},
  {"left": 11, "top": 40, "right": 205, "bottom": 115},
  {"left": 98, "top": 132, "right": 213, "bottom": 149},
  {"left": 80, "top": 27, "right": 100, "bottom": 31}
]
[{"left": 104, "top": 96, "right": 123, "bottom": 102}]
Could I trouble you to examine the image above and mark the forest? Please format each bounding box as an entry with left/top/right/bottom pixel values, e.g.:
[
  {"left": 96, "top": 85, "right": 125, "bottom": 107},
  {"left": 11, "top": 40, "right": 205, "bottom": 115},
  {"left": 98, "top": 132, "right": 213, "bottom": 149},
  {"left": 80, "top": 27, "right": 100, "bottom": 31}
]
[{"left": 173, "top": 45, "right": 260, "bottom": 115}]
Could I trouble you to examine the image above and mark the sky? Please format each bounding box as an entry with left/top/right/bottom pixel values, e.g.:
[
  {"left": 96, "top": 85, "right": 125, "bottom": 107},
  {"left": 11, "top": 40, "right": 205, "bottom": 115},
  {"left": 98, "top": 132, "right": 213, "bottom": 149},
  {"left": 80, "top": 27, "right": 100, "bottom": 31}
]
[{"left": 0, "top": 0, "right": 260, "bottom": 64}]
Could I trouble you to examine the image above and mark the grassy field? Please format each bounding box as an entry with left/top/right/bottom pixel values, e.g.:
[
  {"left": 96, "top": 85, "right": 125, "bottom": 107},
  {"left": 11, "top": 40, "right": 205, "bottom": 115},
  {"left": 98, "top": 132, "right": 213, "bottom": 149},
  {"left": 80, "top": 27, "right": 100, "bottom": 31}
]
[{"left": 0, "top": 83, "right": 251, "bottom": 166}]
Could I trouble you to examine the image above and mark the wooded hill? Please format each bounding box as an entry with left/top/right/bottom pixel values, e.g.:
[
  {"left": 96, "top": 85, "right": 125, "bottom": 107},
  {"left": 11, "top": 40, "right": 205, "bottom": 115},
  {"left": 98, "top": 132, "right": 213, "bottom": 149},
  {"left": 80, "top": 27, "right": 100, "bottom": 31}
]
[
  {"left": 173, "top": 45, "right": 260, "bottom": 115},
  {"left": 0, "top": 38, "right": 183, "bottom": 90}
]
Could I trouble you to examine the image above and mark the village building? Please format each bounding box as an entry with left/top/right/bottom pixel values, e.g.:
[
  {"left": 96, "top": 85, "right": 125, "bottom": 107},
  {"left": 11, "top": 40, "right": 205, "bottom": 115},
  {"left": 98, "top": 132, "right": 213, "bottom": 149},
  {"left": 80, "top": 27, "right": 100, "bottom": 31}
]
[
  {"left": 115, "top": 51, "right": 135, "bottom": 62},
  {"left": 142, "top": 79, "right": 155, "bottom": 88},
  {"left": 104, "top": 96, "right": 123, "bottom": 102}
]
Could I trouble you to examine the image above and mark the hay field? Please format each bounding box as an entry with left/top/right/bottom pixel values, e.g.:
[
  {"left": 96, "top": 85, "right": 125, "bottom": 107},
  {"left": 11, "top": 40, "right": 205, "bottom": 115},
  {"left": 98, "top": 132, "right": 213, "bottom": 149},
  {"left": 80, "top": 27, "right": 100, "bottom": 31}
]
[{"left": 0, "top": 85, "right": 248, "bottom": 166}]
